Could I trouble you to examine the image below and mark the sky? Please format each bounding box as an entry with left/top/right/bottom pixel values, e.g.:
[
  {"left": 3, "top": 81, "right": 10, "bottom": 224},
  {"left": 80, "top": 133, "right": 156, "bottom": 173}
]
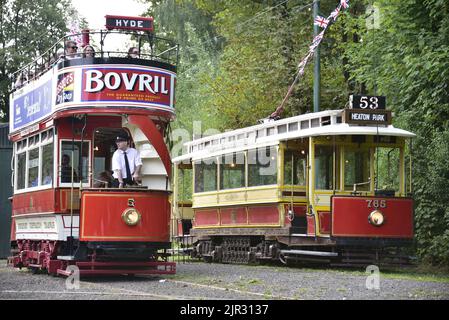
[
  {"left": 70, "top": 0, "right": 149, "bottom": 30},
  {"left": 69, "top": 0, "right": 150, "bottom": 51}
]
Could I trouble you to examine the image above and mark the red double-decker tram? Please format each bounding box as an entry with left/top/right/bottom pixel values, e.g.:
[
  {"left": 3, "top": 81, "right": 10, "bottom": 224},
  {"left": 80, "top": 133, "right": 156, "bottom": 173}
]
[{"left": 7, "top": 17, "right": 178, "bottom": 276}]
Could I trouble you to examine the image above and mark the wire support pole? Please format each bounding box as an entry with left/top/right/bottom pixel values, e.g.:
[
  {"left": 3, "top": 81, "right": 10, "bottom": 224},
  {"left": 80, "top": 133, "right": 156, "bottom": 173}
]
[{"left": 313, "top": 0, "right": 321, "bottom": 113}]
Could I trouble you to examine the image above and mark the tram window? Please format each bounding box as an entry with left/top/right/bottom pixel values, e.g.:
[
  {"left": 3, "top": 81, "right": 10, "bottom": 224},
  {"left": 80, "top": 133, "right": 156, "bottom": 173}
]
[
  {"left": 179, "top": 168, "right": 193, "bottom": 201},
  {"left": 194, "top": 158, "right": 217, "bottom": 193},
  {"left": 315, "top": 145, "right": 339, "bottom": 190},
  {"left": 248, "top": 147, "right": 277, "bottom": 187},
  {"left": 41, "top": 143, "right": 54, "bottom": 185},
  {"left": 60, "top": 141, "right": 89, "bottom": 184},
  {"left": 27, "top": 148, "right": 39, "bottom": 187},
  {"left": 220, "top": 152, "right": 245, "bottom": 190},
  {"left": 374, "top": 147, "right": 400, "bottom": 192},
  {"left": 284, "top": 150, "right": 306, "bottom": 186},
  {"left": 16, "top": 152, "right": 26, "bottom": 190},
  {"left": 344, "top": 149, "right": 370, "bottom": 191}
]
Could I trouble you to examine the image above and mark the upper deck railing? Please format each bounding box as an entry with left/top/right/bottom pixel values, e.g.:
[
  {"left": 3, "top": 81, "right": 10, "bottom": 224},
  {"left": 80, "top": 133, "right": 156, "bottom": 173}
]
[{"left": 10, "top": 30, "right": 179, "bottom": 92}]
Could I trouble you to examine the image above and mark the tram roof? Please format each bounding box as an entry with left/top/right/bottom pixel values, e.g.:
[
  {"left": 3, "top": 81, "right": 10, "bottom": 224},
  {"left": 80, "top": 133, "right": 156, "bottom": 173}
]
[{"left": 172, "top": 109, "right": 415, "bottom": 163}]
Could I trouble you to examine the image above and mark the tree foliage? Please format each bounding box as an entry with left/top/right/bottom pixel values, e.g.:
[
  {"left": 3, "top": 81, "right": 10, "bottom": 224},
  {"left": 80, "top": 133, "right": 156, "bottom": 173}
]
[
  {"left": 0, "top": 0, "right": 76, "bottom": 122},
  {"left": 344, "top": 0, "right": 449, "bottom": 265}
]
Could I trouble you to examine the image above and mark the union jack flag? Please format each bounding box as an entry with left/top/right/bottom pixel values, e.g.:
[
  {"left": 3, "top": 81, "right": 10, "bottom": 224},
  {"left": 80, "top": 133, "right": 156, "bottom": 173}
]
[
  {"left": 314, "top": 16, "right": 329, "bottom": 28},
  {"left": 340, "top": 0, "right": 349, "bottom": 9}
]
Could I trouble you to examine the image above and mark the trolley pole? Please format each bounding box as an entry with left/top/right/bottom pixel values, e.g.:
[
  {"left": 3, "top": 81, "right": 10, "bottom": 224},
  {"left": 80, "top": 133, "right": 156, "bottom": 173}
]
[{"left": 313, "top": 0, "right": 321, "bottom": 113}]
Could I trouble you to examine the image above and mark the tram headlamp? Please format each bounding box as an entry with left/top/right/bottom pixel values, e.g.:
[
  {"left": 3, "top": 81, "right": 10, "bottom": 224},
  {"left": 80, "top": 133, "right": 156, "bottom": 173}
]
[
  {"left": 368, "top": 210, "right": 384, "bottom": 227},
  {"left": 121, "top": 208, "right": 141, "bottom": 226}
]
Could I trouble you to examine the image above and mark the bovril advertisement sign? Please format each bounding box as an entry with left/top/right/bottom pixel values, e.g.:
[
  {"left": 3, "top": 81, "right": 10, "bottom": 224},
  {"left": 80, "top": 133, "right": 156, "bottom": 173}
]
[
  {"left": 9, "top": 64, "right": 176, "bottom": 134},
  {"left": 81, "top": 67, "right": 172, "bottom": 107}
]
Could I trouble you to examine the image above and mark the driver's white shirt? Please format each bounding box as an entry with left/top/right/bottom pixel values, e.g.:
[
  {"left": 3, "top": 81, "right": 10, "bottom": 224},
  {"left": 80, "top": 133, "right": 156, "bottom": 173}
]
[{"left": 112, "top": 147, "right": 142, "bottom": 179}]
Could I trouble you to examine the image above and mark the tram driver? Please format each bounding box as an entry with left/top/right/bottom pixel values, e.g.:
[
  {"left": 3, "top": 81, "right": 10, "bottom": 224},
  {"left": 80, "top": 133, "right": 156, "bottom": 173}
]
[{"left": 112, "top": 133, "right": 143, "bottom": 188}]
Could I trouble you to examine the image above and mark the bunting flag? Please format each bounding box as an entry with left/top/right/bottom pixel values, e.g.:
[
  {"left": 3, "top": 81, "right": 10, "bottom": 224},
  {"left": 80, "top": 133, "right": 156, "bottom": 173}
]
[
  {"left": 330, "top": 5, "right": 341, "bottom": 21},
  {"left": 269, "top": 0, "right": 350, "bottom": 119},
  {"left": 314, "top": 16, "right": 330, "bottom": 28},
  {"left": 66, "top": 21, "right": 83, "bottom": 46}
]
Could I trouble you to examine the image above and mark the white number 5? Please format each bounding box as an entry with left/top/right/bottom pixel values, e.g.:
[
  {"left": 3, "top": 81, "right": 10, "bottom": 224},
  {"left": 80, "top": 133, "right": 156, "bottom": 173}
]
[{"left": 360, "top": 96, "right": 369, "bottom": 109}]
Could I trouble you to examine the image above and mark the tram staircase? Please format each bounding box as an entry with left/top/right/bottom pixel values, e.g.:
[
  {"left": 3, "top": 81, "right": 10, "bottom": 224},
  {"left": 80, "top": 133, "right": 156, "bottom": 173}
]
[{"left": 124, "top": 123, "right": 170, "bottom": 191}]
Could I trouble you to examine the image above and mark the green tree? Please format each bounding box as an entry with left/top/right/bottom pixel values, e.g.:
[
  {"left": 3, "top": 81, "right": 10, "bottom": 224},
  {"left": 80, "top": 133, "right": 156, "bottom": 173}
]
[
  {"left": 344, "top": 0, "right": 449, "bottom": 265},
  {"left": 0, "top": 0, "right": 76, "bottom": 122}
]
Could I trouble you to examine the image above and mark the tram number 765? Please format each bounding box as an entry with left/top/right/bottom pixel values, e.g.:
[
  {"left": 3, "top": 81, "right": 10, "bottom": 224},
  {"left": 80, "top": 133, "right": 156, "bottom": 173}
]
[{"left": 366, "top": 199, "right": 387, "bottom": 209}]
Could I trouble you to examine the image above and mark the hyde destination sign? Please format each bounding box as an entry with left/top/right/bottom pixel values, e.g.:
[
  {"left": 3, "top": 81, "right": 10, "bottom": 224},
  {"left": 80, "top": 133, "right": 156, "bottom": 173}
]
[{"left": 105, "top": 15, "right": 154, "bottom": 32}]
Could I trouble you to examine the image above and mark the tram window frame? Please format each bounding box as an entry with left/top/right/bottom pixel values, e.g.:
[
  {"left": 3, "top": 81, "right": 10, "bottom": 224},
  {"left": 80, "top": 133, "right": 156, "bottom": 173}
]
[
  {"left": 374, "top": 146, "right": 401, "bottom": 193},
  {"left": 248, "top": 146, "right": 278, "bottom": 187},
  {"left": 344, "top": 148, "right": 371, "bottom": 191},
  {"left": 220, "top": 152, "right": 246, "bottom": 190},
  {"left": 27, "top": 146, "right": 40, "bottom": 188},
  {"left": 59, "top": 140, "right": 91, "bottom": 186},
  {"left": 179, "top": 167, "right": 193, "bottom": 201},
  {"left": 284, "top": 149, "right": 307, "bottom": 186},
  {"left": 194, "top": 158, "right": 218, "bottom": 193},
  {"left": 314, "top": 144, "right": 340, "bottom": 191},
  {"left": 13, "top": 128, "right": 55, "bottom": 193}
]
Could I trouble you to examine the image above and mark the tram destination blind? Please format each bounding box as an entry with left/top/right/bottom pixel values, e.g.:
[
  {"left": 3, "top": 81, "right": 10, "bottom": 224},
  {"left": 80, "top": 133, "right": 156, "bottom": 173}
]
[
  {"left": 344, "top": 109, "right": 392, "bottom": 126},
  {"left": 105, "top": 15, "right": 154, "bottom": 32}
]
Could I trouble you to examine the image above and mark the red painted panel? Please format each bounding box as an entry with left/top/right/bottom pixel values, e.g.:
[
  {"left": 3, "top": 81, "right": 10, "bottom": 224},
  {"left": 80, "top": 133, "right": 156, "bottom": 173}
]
[
  {"left": 283, "top": 205, "right": 307, "bottom": 217},
  {"left": 283, "top": 205, "right": 307, "bottom": 227},
  {"left": 247, "top": 206, "right": 279, "bottom": 225},
  {"left": 12, "top": 189, "right": 56, "bottom": 215},
  {"left": 307, "top": 215, "right": 315, "bottom": 235},
  {"left": 80, "top": 190, "right": 170, "bottom": 242},
  {"left": 56, "top": 116, "right": 121, "bottom": 140},
  {"left": 10, "top": 218, "right": 16, "bottom": 241},
  {"left": 194, "top": 209, "right": 219, "bottom": 227},
  {"left": 332, "top": 196, "right": 414, "bottom": 238},
  {"left": 220, "top": 207, "right": 247, "bottom": 225},
  {"left": 177, "top": 220, "right": 183, "bottom": 236},
  {"left": 319, "top": 211, "right": 330, "bottom": 234}
]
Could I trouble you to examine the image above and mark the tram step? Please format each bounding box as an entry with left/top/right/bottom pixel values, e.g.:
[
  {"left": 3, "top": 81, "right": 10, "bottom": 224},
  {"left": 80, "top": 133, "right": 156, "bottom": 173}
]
[{"left": 280, "top": 249, "right": 338, "bottom": 257}]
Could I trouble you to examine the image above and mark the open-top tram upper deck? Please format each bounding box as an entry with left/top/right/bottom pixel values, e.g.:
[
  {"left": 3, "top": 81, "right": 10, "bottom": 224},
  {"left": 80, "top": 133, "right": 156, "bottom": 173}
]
[{"left": 9, "top": 28, "right": 178, "bottom": 137}]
